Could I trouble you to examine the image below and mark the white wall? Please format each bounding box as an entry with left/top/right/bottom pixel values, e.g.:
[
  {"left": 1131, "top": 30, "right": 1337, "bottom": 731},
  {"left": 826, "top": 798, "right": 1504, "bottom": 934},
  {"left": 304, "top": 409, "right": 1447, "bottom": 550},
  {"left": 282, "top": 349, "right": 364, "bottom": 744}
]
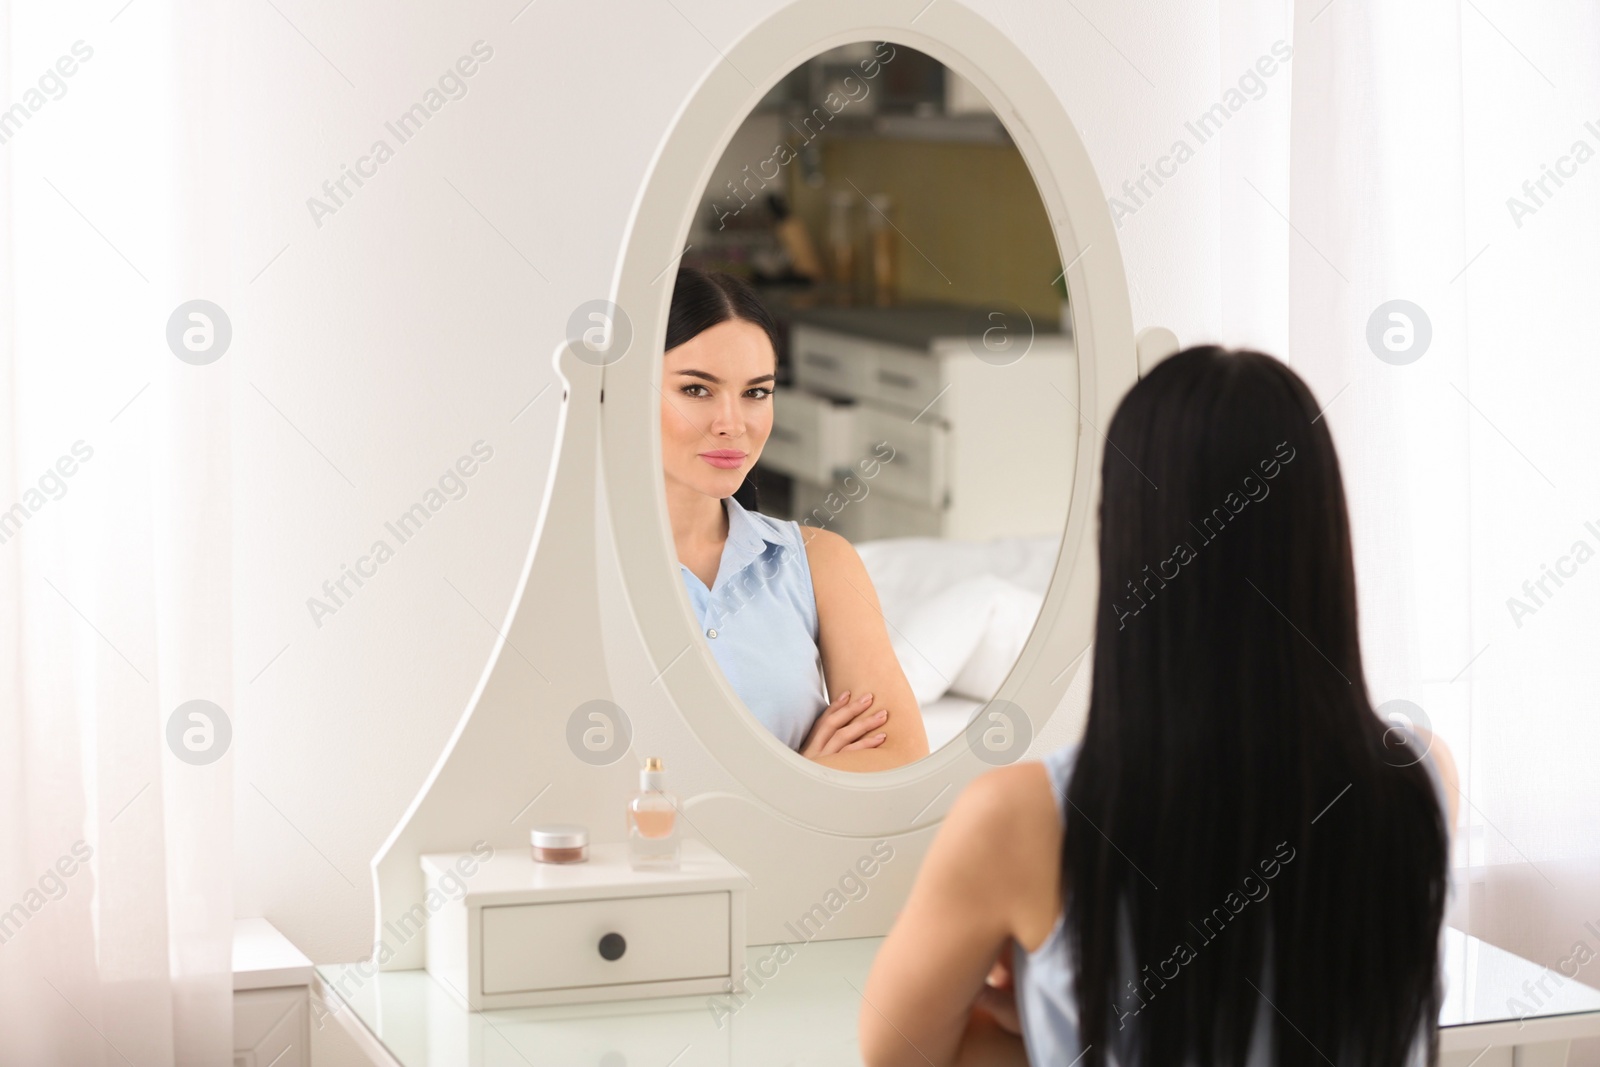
[{"left": 231, "top": 0, "right": 1230, "bottom": 962}]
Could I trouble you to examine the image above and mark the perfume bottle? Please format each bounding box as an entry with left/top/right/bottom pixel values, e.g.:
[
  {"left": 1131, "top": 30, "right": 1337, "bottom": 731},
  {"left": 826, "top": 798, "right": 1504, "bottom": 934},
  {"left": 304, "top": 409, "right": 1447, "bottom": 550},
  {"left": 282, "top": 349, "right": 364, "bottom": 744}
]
[{"left": 627, "top": 757, "right": 680, "bottom": 870}]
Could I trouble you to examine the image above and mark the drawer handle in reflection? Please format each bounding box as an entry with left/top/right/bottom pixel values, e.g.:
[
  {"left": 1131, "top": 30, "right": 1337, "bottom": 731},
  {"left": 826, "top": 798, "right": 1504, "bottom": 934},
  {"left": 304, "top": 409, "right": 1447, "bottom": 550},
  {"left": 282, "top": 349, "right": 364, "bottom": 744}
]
[
  {"left": 804, "top": 353, "right": 840, "bottom": 370},
  {"left": 598, "top": 932, "right": 627, "bottom": 961},
  {"left": 878, "top": 370, "right": 917, "bottom": 389}
]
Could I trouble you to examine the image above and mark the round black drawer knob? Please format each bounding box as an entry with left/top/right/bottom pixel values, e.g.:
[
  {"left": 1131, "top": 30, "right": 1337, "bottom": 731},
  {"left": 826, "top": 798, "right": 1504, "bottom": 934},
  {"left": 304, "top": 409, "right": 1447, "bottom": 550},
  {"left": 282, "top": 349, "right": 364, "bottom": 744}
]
[{"left": 598, "top": 932, "right": 627, "bottom": 961}]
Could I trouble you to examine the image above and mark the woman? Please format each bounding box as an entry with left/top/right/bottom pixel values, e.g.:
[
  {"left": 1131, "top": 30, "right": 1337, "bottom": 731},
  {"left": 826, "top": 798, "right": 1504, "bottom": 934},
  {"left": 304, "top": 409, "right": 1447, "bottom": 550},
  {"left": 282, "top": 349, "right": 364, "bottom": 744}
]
[
  {"left": 662, "top": 267, "right": 928, "bottom": 771},
  {"left": 861, "top": 347, "right": 1459, "bottom": 1065}
]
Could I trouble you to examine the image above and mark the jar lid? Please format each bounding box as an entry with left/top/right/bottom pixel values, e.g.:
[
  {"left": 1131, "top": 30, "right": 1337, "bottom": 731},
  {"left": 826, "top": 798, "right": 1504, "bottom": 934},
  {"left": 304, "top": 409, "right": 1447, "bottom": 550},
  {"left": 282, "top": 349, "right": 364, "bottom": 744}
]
[{"left": 530, "top": 824, "right": 588, "bottom": 849}]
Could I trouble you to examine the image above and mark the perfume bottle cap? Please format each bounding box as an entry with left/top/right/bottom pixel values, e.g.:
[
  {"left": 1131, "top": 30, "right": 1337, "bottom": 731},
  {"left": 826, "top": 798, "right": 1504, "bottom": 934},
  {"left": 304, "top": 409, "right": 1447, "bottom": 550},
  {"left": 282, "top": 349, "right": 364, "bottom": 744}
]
[{"left": 640, "top": 757, "right": 665, "bottom": 791}]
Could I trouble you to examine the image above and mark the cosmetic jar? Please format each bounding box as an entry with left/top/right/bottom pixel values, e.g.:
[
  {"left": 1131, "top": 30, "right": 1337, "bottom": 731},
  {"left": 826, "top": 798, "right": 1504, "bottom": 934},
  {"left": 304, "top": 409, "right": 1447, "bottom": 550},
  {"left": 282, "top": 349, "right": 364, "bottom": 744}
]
[{"left": 530, "top": 824, "right": 589, "bottom": 864}]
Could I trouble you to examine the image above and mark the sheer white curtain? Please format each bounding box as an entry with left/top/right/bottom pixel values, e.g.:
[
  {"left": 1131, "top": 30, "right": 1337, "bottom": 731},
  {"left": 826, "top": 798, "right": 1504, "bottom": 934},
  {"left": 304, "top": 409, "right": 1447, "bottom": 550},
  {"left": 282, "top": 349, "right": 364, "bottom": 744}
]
[
  {"left": 1222, "top": 1, "right": 1600, "bottom": 1053},
  {"left": 1449, "top": 2, "right": 1600, "bottom": 1003},
  {"left": 0, "top": 1, "right": 234, "bottom": 1064}
]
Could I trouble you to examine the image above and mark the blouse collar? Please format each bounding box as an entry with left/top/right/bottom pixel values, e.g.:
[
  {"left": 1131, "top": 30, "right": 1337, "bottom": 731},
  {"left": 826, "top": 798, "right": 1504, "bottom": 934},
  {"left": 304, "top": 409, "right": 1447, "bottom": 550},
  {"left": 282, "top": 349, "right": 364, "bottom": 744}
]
[{"left": 711, "top": 495, "right": 784, "bottom": 591}]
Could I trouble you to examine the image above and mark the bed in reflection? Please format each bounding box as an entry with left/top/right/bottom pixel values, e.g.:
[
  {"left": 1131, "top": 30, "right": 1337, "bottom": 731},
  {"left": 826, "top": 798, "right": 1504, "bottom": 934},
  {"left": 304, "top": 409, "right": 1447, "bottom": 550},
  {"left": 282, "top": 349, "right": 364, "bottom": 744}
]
[{"left": 855, "top": 534, "right": 1058, "bottom": 752}]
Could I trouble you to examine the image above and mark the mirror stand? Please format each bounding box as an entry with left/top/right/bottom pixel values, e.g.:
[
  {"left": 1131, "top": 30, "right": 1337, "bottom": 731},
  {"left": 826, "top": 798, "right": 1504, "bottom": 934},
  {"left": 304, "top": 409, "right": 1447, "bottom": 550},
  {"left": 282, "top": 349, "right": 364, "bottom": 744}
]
[
  {"left": 367, "top": 336, "right": 948, "bottom": 974},
  {"left": 371, "top": 345, "right": 637, "bottom": 972},
  {"left": 371, "top": 0, "right": 1144, "bottom": 971}
]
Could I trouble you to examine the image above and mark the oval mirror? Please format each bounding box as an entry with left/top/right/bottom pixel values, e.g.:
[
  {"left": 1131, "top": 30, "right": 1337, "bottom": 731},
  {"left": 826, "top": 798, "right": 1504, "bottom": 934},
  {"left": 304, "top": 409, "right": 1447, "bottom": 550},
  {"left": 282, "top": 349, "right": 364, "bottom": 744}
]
[
  {"left": 659, "top": 41, "right": 1076, "bottom": 773},
  {"left": 602, "top": 1, "right": 1136, "bottom": 835}
]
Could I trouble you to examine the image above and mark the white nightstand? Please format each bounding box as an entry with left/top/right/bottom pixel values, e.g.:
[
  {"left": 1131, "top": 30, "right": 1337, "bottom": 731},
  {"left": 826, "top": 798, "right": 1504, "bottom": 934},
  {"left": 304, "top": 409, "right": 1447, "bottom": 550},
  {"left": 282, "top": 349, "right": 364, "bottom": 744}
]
[
  {"left": 421, "top": 839, "right": 748, "bottom": 1010},
  {"left": 233, "top": 917, "right": 314, "bottom": 1067}
]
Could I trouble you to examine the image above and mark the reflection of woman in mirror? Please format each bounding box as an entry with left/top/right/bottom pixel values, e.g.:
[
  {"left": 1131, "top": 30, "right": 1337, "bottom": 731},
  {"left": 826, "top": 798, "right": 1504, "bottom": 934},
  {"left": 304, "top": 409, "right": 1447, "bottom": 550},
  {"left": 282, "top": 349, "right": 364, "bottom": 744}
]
[
  {"left": 661, "top": 267, "right": 928, "bottom": 771},
  {"left": 862, "top": 349, "right": 1459, "bottom": 1064}
]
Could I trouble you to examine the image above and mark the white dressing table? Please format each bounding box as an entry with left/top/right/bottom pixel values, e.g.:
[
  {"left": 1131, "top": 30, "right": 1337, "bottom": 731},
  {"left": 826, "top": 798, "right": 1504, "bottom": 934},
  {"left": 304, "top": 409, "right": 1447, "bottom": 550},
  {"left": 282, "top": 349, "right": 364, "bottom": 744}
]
[
  {"left": 314, "top": 927, "right": 1600, "bottom": 1067},
  {"left": 340, "top": 6, "right": 1586, "bottom": 1067}
]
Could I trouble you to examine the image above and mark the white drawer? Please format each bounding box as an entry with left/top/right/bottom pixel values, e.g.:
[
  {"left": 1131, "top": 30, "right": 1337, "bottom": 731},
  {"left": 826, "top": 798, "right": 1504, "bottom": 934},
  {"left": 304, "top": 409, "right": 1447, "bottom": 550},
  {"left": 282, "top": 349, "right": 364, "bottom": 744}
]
[
  {"left": 763, "top": 391, "right": 857, "bottom": 484},
  {"left": 234, "top": 987, "right": 307, "bottom": 1067},
  {"left": 859, "top": 408, "right": 947, "bottom": 510},
  {"left": 481, "top": 891, "right": 730, "bottom": 995},
  {"left": 791, "top": 325, "right": 877, "bottom": 399},
  {"left": 870, "top": 347, "right": 945, "bottom": 419}
]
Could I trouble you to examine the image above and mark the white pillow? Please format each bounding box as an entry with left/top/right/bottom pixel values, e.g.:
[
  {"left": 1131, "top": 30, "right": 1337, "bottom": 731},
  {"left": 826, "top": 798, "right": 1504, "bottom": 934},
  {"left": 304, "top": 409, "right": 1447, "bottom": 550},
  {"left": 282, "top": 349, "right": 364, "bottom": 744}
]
[
  {"left": 856, "top": 536, "right": 1058, "bottom": 623},
  {"left": 887, "top": 575, "right": 1044, "bottom": 704},
  {"left": 949, "top": 581, "right": 1044, "bottom": 701},
  {"left": 888, "top": 579, "right": 993, "bottom": 705}
]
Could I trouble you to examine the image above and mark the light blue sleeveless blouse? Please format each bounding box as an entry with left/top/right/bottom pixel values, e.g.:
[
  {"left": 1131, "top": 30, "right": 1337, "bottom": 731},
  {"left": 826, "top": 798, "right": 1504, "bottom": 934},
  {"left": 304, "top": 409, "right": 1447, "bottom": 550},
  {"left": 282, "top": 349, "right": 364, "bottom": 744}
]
[
  {"left": 678, "top": 497, "right": 828, "bottom": 751},
  {"left": 1014, "top": 732, "right": 1449, "bottom": 1067}
]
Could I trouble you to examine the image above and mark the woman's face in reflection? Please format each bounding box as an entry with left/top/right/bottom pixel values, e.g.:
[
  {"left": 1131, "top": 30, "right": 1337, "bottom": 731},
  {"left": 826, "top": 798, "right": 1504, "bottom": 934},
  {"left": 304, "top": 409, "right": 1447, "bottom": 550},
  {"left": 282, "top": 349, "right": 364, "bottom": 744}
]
[{"left": 660, "top": 319, "right": 777, "bottom": 502}]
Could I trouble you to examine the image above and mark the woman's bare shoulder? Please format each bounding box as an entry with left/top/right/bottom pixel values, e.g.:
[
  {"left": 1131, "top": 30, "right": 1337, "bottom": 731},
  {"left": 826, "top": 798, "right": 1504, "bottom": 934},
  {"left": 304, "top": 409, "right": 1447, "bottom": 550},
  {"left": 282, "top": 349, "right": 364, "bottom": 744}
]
[
  {"left": 942, "top": 761, "right": 1064, "bottom": 952},
  {"left": 800, "top": 526, "right": 880, "bottom": 605},
  {"left": 952, "top": 762, "right": 1057, "bottom": 826},
  {"left": 799, "top": 524, "right": 852, "bottom": 564}
]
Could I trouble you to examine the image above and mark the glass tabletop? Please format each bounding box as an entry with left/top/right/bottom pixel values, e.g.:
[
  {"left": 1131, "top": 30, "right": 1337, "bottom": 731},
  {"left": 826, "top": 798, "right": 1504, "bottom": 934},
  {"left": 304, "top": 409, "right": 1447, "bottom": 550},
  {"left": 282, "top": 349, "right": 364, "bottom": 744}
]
[
  {"left": 317, "top": 927, "right": 1600, "bottom": 1067},
  {"left": 1438, "top": 926, "right": 1600, "bottom": 1029}
]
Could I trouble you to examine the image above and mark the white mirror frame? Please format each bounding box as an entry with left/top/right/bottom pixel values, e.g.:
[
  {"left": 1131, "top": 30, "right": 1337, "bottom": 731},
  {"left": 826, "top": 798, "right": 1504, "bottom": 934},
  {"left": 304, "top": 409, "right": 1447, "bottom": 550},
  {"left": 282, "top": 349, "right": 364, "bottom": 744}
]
[{"left": 602, "top": 0, "right": 1137, "bottom": 838}]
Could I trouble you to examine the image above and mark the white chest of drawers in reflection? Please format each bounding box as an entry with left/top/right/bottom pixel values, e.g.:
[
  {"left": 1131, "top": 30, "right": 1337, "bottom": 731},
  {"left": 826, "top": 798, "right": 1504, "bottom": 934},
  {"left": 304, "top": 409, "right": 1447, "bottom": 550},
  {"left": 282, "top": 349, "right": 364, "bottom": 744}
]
[
  {"left": 421, "top": 840, "right": 747, "bottom": 1009},
  {"left": 768, "top": 305, "right": 1078, "bottom": 541}
]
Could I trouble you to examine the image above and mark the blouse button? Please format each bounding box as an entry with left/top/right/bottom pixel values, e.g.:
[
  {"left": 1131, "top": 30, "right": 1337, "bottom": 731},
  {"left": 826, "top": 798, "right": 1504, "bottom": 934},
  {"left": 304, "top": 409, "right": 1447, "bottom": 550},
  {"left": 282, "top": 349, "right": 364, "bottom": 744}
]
[{"left": 706, "top": 628, "right": 718, "bottom": 639}]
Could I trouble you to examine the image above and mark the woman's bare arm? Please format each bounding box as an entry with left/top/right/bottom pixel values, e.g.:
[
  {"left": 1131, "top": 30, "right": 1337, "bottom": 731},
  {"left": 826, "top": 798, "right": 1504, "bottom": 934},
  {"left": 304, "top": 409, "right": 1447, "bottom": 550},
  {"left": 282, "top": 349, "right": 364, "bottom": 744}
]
[
  {"left": 861, "top": 763, "right": 1060, "bottom": 1066},
  {"left": 802, "top": 527, "right": 929, "bottom": 771}
]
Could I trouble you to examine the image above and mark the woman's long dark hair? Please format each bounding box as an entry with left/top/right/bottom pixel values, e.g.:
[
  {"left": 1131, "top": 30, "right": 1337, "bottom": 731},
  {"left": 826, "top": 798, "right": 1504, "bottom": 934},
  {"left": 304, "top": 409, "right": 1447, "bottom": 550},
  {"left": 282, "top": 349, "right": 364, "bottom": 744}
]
[
  {"left": 665, "top": 266, "right": 781, "bottom": 512},
  {"left": 1063, "top": 347, "right": 1448, "bottom": 1067}
]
